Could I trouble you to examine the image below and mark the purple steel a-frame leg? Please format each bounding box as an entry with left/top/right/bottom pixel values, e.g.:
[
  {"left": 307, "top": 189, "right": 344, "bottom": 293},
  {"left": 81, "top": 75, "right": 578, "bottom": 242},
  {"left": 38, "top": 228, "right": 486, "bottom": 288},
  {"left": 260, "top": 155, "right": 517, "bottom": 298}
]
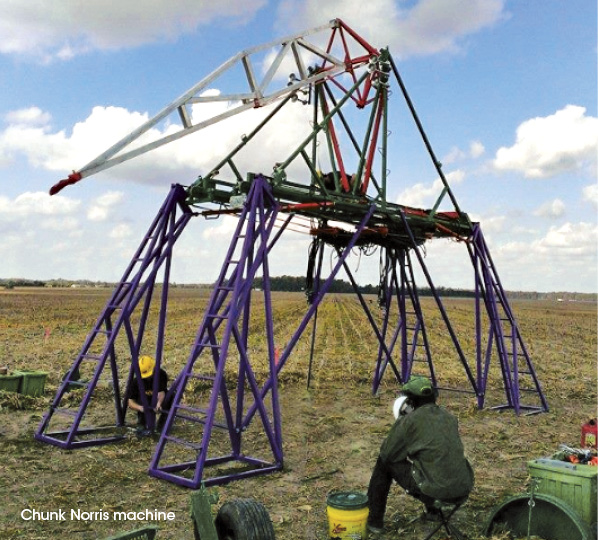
[
  {"left": 468, "top": 223, "right": 548, "bottom": 414},
  {"left": 35, "top": 184, "right": 194, "bottom": 448},
  {"left": 365, "top": 214, "right": 548, "bottom": 414},
  {"left": 149, "top": 175, "right": 285, "bottom": 488},
  {"left": 372, "top": 247, "right": 434, "bottom": 393},
  {"left": 149, "top": 176, "right": 377, "bottom": 487}
]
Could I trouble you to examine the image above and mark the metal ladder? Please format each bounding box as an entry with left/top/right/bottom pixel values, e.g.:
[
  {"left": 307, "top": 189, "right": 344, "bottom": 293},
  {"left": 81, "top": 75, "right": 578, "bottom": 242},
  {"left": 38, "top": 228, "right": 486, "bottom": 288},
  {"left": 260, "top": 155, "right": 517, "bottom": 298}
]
[
  {"left": 149, "top": 176, "right": 284, "bottom": 488},
  {"left": 399, "top": 248, "right": 435, "bottom": 383},
  {"left": 373, "top": 247, "right": 434, "bottom": 391},
  {"left": 35, "top": 184, "right": 193, "bottom": 448},
  {"left": 468, "top": 224, "right": 548, "bottom": 413}
]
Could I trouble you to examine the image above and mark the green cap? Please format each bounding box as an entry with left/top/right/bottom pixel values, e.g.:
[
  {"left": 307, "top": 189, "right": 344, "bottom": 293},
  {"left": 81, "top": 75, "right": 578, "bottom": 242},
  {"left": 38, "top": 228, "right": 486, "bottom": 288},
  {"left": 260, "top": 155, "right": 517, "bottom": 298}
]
[{"left": 402, "top": 376, "right": 435, "bottom": 397}]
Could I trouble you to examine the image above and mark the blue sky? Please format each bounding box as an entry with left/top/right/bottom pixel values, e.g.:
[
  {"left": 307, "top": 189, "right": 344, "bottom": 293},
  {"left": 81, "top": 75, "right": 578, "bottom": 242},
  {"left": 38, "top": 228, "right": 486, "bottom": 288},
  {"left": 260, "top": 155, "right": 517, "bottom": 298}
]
[{"left": 0, "top": 0, "right": 596, "bottom": 293}]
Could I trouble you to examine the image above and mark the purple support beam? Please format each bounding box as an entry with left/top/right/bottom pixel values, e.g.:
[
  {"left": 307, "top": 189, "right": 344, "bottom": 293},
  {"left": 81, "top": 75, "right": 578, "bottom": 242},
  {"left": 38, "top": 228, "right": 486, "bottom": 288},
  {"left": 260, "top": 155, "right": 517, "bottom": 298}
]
[
  {"left": 467, "top": 223, "right": 548, "bottom": 414},
  {"left": 35, "top": 184, "right": 193, "bottom": 448},
  {"left": 149, "top": 185, "right": 378, "bottom": 488},
  {"left": 149, "top": 176, "right": 285, "bottom": 488}
]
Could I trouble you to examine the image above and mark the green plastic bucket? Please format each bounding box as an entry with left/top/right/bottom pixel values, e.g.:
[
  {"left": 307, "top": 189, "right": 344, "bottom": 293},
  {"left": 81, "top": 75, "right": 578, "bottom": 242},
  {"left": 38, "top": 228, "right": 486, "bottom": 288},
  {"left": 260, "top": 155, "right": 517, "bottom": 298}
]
[
  {"left": 13, "top": 370, "right": 48, "bottom": 397},
  {"left": 326, "top": 491, "right": 369, "bottom": 540},
  {"left": 0, "top": 374, "right": 22, "bottom": 393}
]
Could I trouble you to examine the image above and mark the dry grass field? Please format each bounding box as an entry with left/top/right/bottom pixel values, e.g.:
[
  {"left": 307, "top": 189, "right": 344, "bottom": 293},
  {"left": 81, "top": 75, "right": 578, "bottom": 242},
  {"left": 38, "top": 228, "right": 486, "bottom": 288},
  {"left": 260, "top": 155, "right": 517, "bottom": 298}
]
[{"left": 0, "top": 287, "right": 596, "bottom": 539}]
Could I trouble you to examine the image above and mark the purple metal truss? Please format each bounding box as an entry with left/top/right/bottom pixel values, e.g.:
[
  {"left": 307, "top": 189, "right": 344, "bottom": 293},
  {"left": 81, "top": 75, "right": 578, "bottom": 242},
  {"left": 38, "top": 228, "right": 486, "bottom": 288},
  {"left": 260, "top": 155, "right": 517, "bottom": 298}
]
[
  {"left": 148, "top": 176, "right": 377, "bottom": 487},
  {"left": 36, "top": 177, "right": 547, "bottom": 490},
  {"left": 467, "top": 223, "right": 549, "bottom": 414},
  {"left": 363, "top": 214, "right": 548, "bottom": 414},
  {"left": 35, "top": 184, "right": 194, "bottom": 448}
]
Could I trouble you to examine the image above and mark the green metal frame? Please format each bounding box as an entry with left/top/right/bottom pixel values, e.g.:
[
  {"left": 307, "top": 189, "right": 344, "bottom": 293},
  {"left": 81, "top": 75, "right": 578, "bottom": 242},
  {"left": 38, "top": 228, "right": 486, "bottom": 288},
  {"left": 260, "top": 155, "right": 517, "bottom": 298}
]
[{"left": 185, "top": 48, "right": 471, "bottom": 249}]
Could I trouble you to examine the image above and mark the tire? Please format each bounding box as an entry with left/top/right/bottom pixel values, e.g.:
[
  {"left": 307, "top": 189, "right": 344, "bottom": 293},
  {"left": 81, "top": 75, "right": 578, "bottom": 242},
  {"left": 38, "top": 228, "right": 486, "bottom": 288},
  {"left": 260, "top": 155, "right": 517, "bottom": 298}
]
[
  {"left": 215, "top": 498, "right": 276, "bottom": 540},
  {"left": 483, "top": 492, "right": 593, "bottom": 540}
]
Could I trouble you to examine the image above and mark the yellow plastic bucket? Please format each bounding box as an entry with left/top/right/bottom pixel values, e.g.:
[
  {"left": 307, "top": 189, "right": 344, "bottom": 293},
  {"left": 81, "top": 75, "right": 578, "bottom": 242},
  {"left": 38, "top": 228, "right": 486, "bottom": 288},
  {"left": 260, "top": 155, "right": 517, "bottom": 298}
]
[{"left": 326, "top": 491, "right": 369, "bottom": 540}]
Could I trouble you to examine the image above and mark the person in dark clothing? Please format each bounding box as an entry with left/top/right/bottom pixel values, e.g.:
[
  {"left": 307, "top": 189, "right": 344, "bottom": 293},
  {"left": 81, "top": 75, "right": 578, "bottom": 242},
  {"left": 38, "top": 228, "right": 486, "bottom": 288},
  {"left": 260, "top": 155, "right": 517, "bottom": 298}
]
[
  {"left": 128, "top": 355, "right": 171, "bottom": 434},
  {"left": 366, "top": 376, "right": 474, "bottom": 534}
]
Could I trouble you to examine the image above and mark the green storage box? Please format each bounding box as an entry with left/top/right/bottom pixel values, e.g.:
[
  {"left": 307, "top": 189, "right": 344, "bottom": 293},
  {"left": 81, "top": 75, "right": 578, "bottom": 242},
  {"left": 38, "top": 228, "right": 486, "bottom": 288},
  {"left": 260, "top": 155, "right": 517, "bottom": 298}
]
[
  {"left": 528, "top": 458, "right": 597, "bottom": 526},
  {"left": 0, "top": 374, "right": 22, "bottom": 393},
  {"left": 13, "top": 370, "right": 48, "bottom": 397}
]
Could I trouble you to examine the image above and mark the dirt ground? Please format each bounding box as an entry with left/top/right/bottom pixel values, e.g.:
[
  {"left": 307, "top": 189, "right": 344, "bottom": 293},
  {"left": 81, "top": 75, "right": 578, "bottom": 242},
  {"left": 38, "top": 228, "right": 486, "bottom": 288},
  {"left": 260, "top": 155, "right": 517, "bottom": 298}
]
[
  {"left": 0, "top": 289, "right": 596, "bottom": 539},
  {"left": 0, "top": 378, "right": 594, "bottom": 540}
]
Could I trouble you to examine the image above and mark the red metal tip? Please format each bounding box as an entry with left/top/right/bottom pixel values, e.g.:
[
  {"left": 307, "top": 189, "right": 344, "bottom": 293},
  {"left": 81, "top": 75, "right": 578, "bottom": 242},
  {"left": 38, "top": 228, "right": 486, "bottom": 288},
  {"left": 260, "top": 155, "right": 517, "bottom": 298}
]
[{"left": 49, "top": 172, "right": 83, "bottom": 195}]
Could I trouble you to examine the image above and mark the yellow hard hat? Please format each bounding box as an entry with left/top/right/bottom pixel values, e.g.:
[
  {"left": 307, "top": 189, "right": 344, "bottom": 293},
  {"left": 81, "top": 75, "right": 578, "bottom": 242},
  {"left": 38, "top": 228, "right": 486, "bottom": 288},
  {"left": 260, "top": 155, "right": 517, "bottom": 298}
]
[{"left": 139, "top": 355, "right": 155, "bottom": 379}]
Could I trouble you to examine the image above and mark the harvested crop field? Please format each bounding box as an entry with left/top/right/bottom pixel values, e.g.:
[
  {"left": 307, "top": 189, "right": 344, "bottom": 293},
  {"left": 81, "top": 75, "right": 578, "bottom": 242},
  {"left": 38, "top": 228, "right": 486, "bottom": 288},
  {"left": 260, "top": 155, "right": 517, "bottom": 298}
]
[{"left": 0, "top": 287, "right": 596, "bottom": 539}]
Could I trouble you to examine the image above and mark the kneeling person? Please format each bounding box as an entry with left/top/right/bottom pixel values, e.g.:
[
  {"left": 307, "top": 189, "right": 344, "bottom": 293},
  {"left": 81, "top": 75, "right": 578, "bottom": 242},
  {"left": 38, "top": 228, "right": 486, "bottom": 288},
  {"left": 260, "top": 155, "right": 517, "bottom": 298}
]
[
  {"left": 128, "top": 355, "right": 170, "bottom": 433},
  {"left": 367, "top": 376, "right": 474, "bottom": 533}
]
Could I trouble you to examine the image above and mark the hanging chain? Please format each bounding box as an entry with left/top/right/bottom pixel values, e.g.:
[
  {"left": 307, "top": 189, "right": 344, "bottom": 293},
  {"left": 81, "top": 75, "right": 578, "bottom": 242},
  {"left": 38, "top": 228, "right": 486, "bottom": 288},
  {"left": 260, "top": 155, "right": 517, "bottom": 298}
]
[{"left": 527, "top": 477, "right": 539, "bottom": 540}]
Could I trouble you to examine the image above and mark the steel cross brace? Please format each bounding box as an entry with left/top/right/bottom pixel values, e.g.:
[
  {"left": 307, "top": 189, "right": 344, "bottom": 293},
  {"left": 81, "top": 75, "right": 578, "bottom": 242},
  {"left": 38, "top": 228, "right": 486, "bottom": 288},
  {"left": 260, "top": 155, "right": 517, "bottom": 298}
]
[
  {"left": 36, "top": 184, "right": 194, "bottom": 448},
  {"left": 148, "top": 185, "right": 377, "bottom": 487},
  {"left": 372, "top": 247, "right": 435, "bottom": 393},
  {"left": 467, "top": 223, "right": 548, "bottom": 414}
]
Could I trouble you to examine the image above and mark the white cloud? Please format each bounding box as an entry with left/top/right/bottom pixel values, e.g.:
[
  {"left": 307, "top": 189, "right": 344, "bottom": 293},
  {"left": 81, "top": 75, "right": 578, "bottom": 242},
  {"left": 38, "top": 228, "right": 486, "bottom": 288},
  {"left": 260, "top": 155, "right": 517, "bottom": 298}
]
[
  {"left": 0, "top": 191, "right": 80, "bottom": 220},
  {"left": 494, "top": 222, "right": 596, "bottom": 265},
  {"left": 474, "top": 214, "right": 506, "bottom": 234},
  {"left": 462, "top": 222, "right": 598, "bottom": 292},
  {"left": 87, "top": 191, "right": 124, "bottom": 222},
  {"left": 469, "top": 140, "right": 485, "bottom": 159},
  {"left": 583, "top": 183, "right": 598, "bottom": 208},
  {"left": 0, "top": 95, "right": 315, "bottom": 189},
  {"left": 493, "top": 105, "right": 598, "bottom": 179},
  {"left": 5, "top": 107, "right": 52, "bottom": 126},
  {"left": 43, "top": 216, "right": 79, "bottom": 232},
  {"left": 442, "top": 146, "right": 466, "bottom": 164},
  {"left": 0, "top": 0, "right": 266, "bottom": 61},
  {"left": 87, "top": 207, "right": 107, "bottom": 222},
  {"left": 202, "top": 215, "right": 239, "bottom": 239},
  {"left": 109, "top": 223, "right": 133, "bottom": 239},
  {"left": 397, "top": 169, "right": 465, "bottom": 208},
  {"left": 276, "top": 0, "right": 506, "bottom": 58},
  {"left": 95, "top": 191, "right": 124, "bottom": 207},
  {"left": 0, "top": 122, "right": 71, "bottom": 170},
  {"left": 535, "top": 222, "right": 597, "bottom": 255},
  {"left": 533, "top": 198, "right": 565, "bottom": 219},
  {"left": 443, "top": 140, "right": 485, "bottom": 164}
]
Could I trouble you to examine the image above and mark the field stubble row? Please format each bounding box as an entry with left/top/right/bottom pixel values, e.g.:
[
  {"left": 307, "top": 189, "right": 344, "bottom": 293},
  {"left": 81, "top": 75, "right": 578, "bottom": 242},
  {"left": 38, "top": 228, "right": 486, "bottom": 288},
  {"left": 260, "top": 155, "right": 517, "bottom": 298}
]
[{"left": 0, "top": 287, "right": 596, "bottom": 540}]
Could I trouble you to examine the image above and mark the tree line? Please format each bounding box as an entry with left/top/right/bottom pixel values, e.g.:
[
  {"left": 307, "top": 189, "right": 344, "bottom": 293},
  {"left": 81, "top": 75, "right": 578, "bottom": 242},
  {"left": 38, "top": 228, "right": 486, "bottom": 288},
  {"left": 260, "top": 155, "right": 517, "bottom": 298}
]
[{"left": 1, "top": 277, "right": 595, "bottom": 302}]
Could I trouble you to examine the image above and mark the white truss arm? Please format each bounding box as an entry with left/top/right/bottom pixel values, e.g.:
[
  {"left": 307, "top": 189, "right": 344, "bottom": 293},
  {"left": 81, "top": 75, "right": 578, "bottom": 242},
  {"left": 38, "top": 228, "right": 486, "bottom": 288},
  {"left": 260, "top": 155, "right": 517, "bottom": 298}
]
[{"left": 50, "top": 19, "right": 378, "bottom": 194}]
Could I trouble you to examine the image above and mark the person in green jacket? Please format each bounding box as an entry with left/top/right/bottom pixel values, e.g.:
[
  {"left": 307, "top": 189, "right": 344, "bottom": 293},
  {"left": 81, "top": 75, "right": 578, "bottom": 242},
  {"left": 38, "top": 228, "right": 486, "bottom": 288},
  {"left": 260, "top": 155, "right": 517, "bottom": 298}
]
[{"left": 366, "top": 376, "right": 474, "bottom": 534}]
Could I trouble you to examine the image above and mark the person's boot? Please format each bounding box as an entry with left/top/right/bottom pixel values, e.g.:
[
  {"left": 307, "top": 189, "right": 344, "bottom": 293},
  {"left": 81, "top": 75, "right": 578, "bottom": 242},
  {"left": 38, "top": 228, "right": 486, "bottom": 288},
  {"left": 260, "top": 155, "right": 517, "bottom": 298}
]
[
  {"left": 366, "top": 522, "right": 384, "bottom": 535},
  {"left": 423, "top": 506, "right": 442, "bottom": 522}
]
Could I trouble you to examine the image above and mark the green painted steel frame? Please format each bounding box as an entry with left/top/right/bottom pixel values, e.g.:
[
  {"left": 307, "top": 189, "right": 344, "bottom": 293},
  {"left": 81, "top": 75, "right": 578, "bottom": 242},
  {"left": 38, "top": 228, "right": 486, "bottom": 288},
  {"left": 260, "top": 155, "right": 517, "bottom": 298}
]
[{"left": 185, "top": 48, "right": 472, "bottom": 248}]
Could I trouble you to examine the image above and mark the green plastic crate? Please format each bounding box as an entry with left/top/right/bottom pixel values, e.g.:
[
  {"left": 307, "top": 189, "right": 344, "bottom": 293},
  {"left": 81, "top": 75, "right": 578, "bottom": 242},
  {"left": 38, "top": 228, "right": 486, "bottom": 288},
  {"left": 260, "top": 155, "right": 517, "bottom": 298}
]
[
  {"left": 528, "top": 458, "right": 597, "bottom": 526},
  {"left": 0, "top": 374, "right": 22, "bottom": 393},
  {"left": 13, "top": 370, "right": 48, "bottom": 397},
  {"left": 103, "top": 526, "right": 158, "bottom": 540}
]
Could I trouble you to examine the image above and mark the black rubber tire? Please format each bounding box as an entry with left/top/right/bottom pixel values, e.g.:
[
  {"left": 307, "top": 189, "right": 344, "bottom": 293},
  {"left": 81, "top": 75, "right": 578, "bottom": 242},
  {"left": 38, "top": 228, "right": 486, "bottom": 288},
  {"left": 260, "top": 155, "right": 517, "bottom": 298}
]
[{"left": 215, "top": 498, "right": 276, "bottom": 540}]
